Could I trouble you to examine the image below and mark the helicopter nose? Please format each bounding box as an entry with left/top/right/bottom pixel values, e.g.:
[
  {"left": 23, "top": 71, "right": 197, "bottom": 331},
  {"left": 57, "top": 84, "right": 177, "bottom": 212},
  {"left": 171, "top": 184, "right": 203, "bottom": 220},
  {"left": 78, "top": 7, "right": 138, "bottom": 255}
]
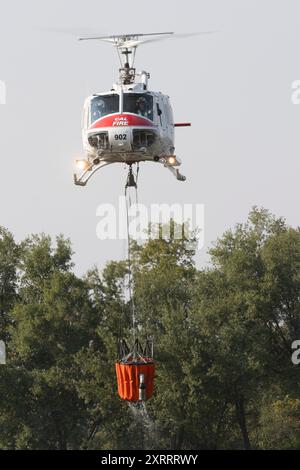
[{"left": 110, "top": 128, "right": 132, "bottom": 152}]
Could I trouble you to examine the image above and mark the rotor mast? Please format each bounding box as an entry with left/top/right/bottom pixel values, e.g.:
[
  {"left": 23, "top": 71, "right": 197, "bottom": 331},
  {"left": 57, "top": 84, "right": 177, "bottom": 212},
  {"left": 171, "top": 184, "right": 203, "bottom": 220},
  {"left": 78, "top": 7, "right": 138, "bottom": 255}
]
[{"left": 118, "top": 46, "right": 136, "bottom": 85}]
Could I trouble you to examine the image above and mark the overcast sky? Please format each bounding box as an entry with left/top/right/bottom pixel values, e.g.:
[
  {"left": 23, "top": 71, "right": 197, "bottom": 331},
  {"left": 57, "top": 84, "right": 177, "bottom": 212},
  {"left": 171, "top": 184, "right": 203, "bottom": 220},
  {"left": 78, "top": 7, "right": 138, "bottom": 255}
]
[{"left": 0, "top": 0, "right": 299, "bottom": 274}]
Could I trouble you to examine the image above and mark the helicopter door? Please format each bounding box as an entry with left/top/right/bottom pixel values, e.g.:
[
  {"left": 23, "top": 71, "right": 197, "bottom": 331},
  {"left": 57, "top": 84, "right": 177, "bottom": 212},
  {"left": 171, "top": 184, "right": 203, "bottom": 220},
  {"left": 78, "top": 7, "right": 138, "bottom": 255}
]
[{"left": 163, "top": 97, "right": 174, "bottom": 142}]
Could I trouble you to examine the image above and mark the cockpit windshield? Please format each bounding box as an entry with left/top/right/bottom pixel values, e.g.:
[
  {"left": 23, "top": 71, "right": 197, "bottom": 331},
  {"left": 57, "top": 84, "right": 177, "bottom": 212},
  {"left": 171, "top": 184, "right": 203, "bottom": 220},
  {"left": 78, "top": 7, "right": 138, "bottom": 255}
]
[
  {"left": 91, "top": 94, "right": 119, "bottom": 123},
  {"left": 123, "top": 93, "right": 153, "bottom": 121}
]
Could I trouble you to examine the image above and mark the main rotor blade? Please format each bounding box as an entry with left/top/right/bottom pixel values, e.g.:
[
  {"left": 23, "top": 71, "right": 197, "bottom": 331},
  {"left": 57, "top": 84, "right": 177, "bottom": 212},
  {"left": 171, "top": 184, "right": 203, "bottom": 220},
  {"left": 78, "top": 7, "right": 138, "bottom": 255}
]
[
  {"left": 78, "top": 32, "right": 174, "bottom": 41},
  {"left": 78, "top": 31, "right": 218, "bottom": 48},
  {"left": 137, "top": 31, "right": 218, "bottom": 46}
]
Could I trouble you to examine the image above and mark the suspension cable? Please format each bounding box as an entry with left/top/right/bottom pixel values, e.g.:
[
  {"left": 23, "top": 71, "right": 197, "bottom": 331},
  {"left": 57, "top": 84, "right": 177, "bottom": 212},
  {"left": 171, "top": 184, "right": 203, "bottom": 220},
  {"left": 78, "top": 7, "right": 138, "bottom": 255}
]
[
  {"left": 124, "top": 165, "right": 139, "bottom": 351},
  {"left": 135, "top": 163, "right": 140, "bottom": 208}
]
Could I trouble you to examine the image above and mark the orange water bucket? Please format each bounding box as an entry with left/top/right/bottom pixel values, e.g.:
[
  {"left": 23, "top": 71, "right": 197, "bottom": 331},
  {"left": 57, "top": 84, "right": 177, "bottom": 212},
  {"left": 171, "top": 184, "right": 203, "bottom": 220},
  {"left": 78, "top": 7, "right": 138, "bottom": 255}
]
[{"left": 115, "top": 360, "right": 155, "bottom": 402}]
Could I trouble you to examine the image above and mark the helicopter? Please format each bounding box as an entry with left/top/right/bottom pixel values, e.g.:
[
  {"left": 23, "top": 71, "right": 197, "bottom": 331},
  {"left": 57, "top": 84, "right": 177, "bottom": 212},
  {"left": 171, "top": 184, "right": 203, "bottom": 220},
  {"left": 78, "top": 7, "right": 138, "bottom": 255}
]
[
  {"left": 72, "top": 32, "right": 215, "bottom": 403},
  {"left": 73, "top": 32, "right": 192, "bottom": 186}
]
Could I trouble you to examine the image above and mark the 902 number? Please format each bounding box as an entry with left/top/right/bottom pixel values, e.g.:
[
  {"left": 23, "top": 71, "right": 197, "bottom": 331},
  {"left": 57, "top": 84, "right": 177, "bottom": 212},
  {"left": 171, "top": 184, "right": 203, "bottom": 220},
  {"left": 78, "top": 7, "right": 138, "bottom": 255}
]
[{"left": 114, "top": 134, "right": 127, "bottom": 140}]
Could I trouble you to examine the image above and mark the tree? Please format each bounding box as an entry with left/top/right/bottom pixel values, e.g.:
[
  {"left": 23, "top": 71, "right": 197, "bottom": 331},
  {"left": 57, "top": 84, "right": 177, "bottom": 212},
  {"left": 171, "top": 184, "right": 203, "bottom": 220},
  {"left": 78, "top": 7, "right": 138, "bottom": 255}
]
[
  {"left": 0, "top": 235, "right": 97, "bottom": 448},
  {"left": 259, "top": 397, "right": 300, "bottom": 449},
  {"left": 0, "top": 227, "right": 19, "bottom": 339},
  {"left": 0, "top": 207, "right": 299, "bottom": 449},
  {"left": 189, "top": 207, "right": 300, "bottom": 449}
]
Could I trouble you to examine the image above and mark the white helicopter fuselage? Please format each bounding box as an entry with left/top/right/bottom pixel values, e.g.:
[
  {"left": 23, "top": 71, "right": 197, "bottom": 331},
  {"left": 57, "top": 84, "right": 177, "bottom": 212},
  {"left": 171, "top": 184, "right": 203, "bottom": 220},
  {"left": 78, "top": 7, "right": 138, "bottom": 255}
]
[
  {"left": 74, "top": 32, "right": 193, "bottom": 185},
  {"left": 82, "top": 78, "right": 176, "bottom": 165}
]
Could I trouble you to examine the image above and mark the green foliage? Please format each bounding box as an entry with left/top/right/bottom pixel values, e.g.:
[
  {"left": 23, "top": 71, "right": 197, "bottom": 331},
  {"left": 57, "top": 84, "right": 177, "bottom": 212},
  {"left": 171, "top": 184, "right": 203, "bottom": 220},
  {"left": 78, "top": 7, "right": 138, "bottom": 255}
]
[
  {"left": 0, "top": 228, "right": 20, "bottom": 338},
  {"left": 0, "top": 207, "right": 299, "bottom": 449},
  {"left": 259, "top": 397, "right": 300, "bottom": 449}
]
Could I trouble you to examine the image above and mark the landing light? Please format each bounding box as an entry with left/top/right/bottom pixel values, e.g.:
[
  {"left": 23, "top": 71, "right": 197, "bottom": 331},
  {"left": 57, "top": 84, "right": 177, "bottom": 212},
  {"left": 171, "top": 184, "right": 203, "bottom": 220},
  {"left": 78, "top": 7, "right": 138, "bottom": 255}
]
[
  {"left": 76, "top": 159, "right": 89, "bottom": 170},
  {"left": 167, "top": 156, "right": 177, "bottom": 166}
]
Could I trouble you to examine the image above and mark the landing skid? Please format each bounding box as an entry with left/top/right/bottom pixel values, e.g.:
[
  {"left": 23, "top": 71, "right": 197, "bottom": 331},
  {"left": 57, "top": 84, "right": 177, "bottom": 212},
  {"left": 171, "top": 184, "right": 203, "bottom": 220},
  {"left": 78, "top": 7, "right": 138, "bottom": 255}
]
[
  {"left": 74, "top": 158, "right": 186, "bottom": 186},
  {"left": 159, "top": 157, "right": 186, "bottom": 181},
  {"left": 74, "top": 160, "right": 114, "bottom": 186}
]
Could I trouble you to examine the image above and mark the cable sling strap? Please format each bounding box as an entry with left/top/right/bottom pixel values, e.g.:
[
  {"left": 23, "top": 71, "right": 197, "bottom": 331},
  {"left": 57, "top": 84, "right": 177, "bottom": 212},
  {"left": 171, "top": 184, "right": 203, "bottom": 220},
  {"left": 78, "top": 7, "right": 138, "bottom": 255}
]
[{"left": 115, "top": 164, "right": 155, "bottom": 402}]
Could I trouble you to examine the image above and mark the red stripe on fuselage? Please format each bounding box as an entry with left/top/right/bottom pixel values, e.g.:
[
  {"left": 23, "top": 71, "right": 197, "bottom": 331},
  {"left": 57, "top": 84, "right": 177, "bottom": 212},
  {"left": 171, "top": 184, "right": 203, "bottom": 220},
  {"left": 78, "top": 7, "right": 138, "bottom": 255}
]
[{"left": 90, "top": 113, "right": 154, "bottom": 129}]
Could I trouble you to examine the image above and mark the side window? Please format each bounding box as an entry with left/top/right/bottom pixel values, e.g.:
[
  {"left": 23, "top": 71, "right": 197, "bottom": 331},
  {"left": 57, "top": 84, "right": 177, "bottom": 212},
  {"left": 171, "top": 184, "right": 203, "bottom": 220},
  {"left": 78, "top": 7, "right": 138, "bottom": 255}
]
[
  {"left": 157, "top": 99, "right": 165, "bottom": 127},
  {"left": 156, "top": 102, "right": 162, "bottom": 125}
]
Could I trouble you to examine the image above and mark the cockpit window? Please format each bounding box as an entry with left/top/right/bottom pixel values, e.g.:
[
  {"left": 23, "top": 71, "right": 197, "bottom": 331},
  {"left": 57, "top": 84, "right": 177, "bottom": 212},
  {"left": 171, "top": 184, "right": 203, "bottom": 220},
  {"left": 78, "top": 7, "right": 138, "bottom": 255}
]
[
  {"left": 91, "top": 94, "right": 119, "bottom": 123},
  {"left": 123, "top": 93, "right": 153, "bottom": 121}
]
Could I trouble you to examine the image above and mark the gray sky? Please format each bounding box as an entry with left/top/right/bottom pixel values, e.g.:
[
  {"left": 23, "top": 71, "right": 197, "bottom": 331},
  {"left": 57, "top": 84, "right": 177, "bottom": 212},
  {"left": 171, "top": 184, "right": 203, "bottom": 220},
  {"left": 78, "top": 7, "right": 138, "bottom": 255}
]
[{"left": 0, "top": 0, "right": 299, "bottom": 274}]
